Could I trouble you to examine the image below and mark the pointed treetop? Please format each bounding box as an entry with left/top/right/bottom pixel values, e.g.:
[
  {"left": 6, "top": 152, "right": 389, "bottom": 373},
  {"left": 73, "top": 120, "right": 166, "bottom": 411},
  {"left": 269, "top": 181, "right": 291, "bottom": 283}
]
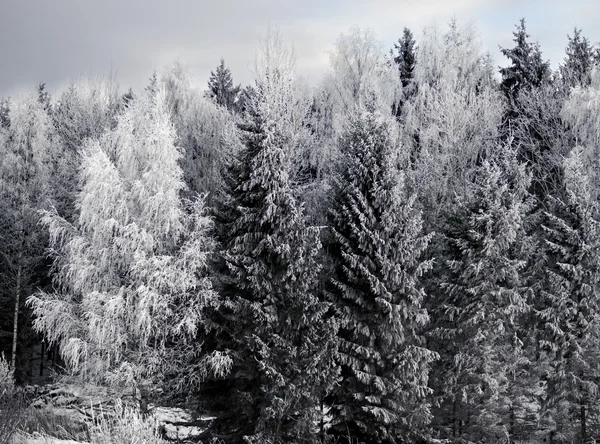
[
  {"left": 207, "top": 58, "right": 241, "bottom": 112},
  {"left": 500, "top": 18, "right": 551, "bottom": 97}
]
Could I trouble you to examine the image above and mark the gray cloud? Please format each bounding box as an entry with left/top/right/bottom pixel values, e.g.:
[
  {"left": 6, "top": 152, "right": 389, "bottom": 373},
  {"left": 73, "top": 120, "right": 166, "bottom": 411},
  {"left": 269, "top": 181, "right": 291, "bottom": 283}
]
[{"left": 1, "top": 0, "right": 599, "bottom": 99}]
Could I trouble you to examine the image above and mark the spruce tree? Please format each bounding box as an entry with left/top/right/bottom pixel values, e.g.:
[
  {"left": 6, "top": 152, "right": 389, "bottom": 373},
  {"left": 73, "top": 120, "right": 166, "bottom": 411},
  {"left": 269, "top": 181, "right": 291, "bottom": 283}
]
[
  {"left": 208, "top": 35, "right": 336, "bottom": 444},
  {"left": 207, "top": 59, "right": 241, "bottom": 112},
  {"left": 538, "top": 147, "right": 600, "bottom": 443},
  {"left": 500, "top": 18, "right": 551, "bottom": 101},
  {"left": 560, "top": 28, "right": 596, "bottom": 89},
  {"left": 326, "top": 98, "right": 436, "bottom": 444},
  {"left": 430, "top": 142, "right": 535, "bottom": 442},
  {"left": 392, "top": 27, "right": 417, "bottom": 116}
]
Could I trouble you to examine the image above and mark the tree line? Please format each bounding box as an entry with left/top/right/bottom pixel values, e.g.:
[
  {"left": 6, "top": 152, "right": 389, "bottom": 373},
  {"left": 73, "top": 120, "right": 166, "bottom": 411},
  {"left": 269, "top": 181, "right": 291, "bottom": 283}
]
[{"left": 1, "top": 18, "right": 600, "bottom": 444}]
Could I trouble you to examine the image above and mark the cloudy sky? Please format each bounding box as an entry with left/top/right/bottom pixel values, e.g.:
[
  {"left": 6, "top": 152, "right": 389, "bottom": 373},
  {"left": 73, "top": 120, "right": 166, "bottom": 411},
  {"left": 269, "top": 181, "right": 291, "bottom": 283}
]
[{"left": 1, "top": 0, "right": 599, "bottom": 98}]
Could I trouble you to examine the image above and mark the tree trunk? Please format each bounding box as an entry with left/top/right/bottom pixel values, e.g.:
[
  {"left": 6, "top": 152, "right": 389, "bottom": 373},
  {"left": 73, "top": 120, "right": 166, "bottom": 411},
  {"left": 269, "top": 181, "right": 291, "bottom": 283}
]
[
  {"left": 580, "top": 402, "right": 586, "bottom": 444},
  {"left": 40, "top": 340, "right": 45, "bottom": 377},
  {"left": 11, "top": 250, "right": 22, "bottom": 370}
]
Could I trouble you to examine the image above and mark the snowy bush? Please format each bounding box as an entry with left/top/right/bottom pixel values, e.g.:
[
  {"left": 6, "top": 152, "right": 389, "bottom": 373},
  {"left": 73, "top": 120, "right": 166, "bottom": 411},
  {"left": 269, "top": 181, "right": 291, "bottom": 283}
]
[
  {"left": 90, "top": 400, "right": 167, "bottom": 444},
  {"left": 0, "top": 355, "right": 14, "bottom": 400}
]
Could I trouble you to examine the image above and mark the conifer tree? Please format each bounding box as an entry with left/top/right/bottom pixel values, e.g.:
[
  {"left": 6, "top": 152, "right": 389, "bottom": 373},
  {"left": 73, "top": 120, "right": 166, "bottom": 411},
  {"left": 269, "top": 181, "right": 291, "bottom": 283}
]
[
  {"left": 392, "top": 27, "right": 417, "bottom": 116},
  {"left": 207, "top": 58, "right": 241, "bottom": 112},
  {"left": 560, "top": 28, "right": 596, "bottom": 88},
  {"left": 538, "top": 147, "right": 600, "bottom": 443},
  {"left": 326, "top": 97, "right": 436, "bottom": 444},
  {"left": 208, "top": 30, "right": 336, "bottom": 444},
  {"left": 500, "top": 18, "right": 551, "bottom": 101},
  {"left": 430, "top": 142, "right": 535, "bottom": 442},
  {"left": 27, "top": 86, "right": 220, "bottom": 403}
]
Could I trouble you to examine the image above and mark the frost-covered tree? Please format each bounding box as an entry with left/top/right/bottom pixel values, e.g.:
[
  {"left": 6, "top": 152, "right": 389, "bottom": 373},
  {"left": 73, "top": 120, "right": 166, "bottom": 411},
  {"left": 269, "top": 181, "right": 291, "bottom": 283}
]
[
  {"left": 538, "top": 147, "right": 600, "bottom": 443},
  {"left": 159, "top": 60, "right": 240, "bottom": 203},
  {"left": 561, "top": 69, "right": 600, "bottom": 199},
  {"left": 0, "top": 92, "right": 55, "bottom": 376},
  {"left": 325, "top": 26, "right": 401, "bottom": 133},
  {"left": 430, "top": 142, "right": 535, "bottom": 442},
  {"left": 51, "top": 76, "right": 122, "bottom": 221},
  {"left": 392, "top": 27, "right": 417, "bottom": 116},
  {"left": 207, "top": 29, "right": 336, "bottom": 444},
  {"left": 560, "top": 28, "right": 596, "bottom": 89},
  {"left": 403, "top": 21, "right": 503, "bottom": 227},
  {"left": 27, "top": 86, "right": 220, "bottom": 403},
  {"left": 500, "top": 18, "right": 551, "bottom": 101},
  {"left": 326, "top": 98, "right": 436, "bottom": 444},
  {"left": 510, "top": 84, "right": 574, "bottom": 202},
  {"left": 207, "top": 58, "right": 241, "bottom": 112}
]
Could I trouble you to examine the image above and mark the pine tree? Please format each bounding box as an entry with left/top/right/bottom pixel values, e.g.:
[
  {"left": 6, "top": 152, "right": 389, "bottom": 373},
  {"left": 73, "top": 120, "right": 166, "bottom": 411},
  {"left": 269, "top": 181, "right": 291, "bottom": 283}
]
[
  {"left": 538, "top": 147, "right": 600, "bottom": 443},
  {"left": 207, "top": 59, "right": 241, "bottom": 112},
  {"left": 326, "top": 98, "right": 436, "bottom": 444},
  {"left": 207, "top": 31, "right": 336, "bottom": 444},
  {"left": 27, "top": 86, "right": 220, "bottom": 403},
  {"left": 430, "top": 142, "right": 535, "bottom": 442},
  {"left": 392, "top": 27, "right": 417, "bottom": 116},
  {"left": 500, "top": 18, "right": 551, "bottom": 101}
]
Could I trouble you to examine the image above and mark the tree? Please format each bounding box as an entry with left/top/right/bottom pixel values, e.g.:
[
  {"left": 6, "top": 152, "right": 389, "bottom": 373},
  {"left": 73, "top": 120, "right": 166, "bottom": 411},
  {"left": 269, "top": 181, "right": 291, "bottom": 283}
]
[
  {"left": 500, "top": 19, "right": 551, "bottom": 99},
  {"left": 325, "top": 26, "right": 401, "bottom": 134},
  {"left": 560, "top": 28, "right": 596, "bottom": 89},
  {"left": 326, "top": 98, "right": 436, "bottom": 444},
  {"left": 430, "top": 142, "right": 535, "bottom": 442},
  {"left": 392, "top": 27, "right": 417, "bottom": 116},
  {"left": 207, "top": 58, "right": 241, "bottom": 112},
  {"left": 207, "top": 29, "right": 336, "bottom": 444},
  {"left": 403, "top": 21, "right": 503, "bottom": 228},
  {"left": 160, "top": 60, "right": 240, "bottom": 203},
  {"left": 538, "top": 147, "right": 600, "bottom": 443},
  {"left": 562, "top": 69, "right": 600, "bottom": 197},
  {"left": 27, "top": 86, "right": 221, "bottom": 404},
  {"left": 510, "top": 84, "right": 574, "bottom": 201},
  {"left": 0, "top": 92, "right": 54, "bottom": 377},
  {"left": 51, "top": 76, "right": 121, "bottom": 221}
]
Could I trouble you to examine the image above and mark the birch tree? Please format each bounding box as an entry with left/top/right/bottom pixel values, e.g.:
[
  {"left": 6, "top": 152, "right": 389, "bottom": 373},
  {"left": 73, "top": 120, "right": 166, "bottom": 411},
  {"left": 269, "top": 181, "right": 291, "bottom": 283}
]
[{"left": 28, "top": 86, "right": 221, "bottom": 402}]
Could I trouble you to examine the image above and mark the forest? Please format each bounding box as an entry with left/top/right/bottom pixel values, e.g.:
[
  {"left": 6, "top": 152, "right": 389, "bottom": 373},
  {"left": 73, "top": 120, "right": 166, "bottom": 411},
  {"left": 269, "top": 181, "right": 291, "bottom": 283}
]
[{"left": 0, "top": 16, "right": 600, "bottom": 444}]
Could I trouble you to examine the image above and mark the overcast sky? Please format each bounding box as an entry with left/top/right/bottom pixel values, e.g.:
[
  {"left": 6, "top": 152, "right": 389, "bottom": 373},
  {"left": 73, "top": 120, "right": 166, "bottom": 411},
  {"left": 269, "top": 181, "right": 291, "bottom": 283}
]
[{"left": 1, "top": 0, "right": 599, "bottom": 98}]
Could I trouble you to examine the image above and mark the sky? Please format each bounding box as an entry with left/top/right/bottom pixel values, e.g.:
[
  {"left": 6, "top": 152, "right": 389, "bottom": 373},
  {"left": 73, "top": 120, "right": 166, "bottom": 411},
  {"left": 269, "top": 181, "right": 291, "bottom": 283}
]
[{"left": 1, "top": 0, "right": 599, "bottom": 98}]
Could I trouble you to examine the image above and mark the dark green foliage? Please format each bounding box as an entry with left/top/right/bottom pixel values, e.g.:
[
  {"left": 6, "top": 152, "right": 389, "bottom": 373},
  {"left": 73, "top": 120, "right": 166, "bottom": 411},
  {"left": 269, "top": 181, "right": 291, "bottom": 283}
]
[
  {"left": 326, "top": 101, "right": 436, "bottom": 444},
  {"left": 560, "top": 28, "right": 596, "bottom": 89},
  {"left": 538, "top": 148, "right": 600, "bottom": 443},
  {"left": 500, "top": 18, "right": 551, "bottom": 101},
  {"left": 207, "top": 59, "right": 241, "bottom": 112},
  {"left": 392, "top": 27, "right": 417, "bottom": 116},
  {"left": 208, "top": 75, "right": 336, "bottom": 444},
  {"left": 430, "top": 142, "right": 535, "bottom": 442}
]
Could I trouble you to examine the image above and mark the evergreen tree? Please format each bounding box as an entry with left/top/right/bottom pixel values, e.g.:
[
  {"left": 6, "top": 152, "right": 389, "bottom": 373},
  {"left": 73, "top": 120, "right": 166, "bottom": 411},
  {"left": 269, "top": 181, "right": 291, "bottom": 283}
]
[
  {"left": 500, "top": 18, "right": 551, "bottom": 101},
  {"left": 207, "top": 59, "right": 241, "bottom": 112},
  {"left": 538, "top": 147, "right": 600, "bottom": 443},
  {"left": 326, "top": 98, "right": 436, "bottom": 444},
  {"left": 208, "top": 32, "right": 336, "bottom": 444},
  {"left": 560, "top": 28, "right": 596, "bottom": 88},
  {"left": 430, "top": 142, "right": 535, "bottom": 442},
  {"left": 392, "top": 27, "right": 417, "bottom": 116}
]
